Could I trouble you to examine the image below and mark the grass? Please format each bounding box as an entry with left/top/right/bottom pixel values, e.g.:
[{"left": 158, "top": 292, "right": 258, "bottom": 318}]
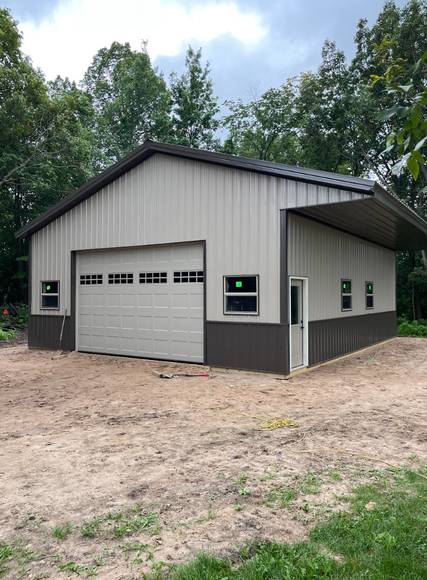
[
  {"left": 167, "top": 467, "right": 427, "bottom": 580},
  {"left": 264, "top": 484, "right": 298, "bottom": 508},
  {"left": 81, "top": 507, "right": 160, "bottom": 539},
  {"left": 0, "top": 541, "right": 45, "bottom": 579},
  {"left": 4, "top": 468, "right": 427, "bottom": 579},
  {"left": 0, "top": 329, "right": 16, "bottom": 341},
  {"left": 233, "top": 473, "right": 250, "bottom": 485},
  {"left": 52, "top": 524, "right": 74, "bottom": 540}
]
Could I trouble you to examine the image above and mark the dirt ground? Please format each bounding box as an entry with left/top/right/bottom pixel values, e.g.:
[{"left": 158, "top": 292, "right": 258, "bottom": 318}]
[{"left": 1, "top": 337, "right": 427, "bottom": 579}]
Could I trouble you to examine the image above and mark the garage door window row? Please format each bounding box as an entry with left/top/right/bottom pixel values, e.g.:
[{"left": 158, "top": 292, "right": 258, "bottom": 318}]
[
  {"left": 139, "top": 272, "right": 167, "bottom": 283},
  {"left": 80, "top": 274, "right": 103, "bottom": 285},
  {"left": 108, "top": 273, "right": 134, "bottom": 284},
  {"left": 174, "top": 271, "right": 204, "bottom": 283}
]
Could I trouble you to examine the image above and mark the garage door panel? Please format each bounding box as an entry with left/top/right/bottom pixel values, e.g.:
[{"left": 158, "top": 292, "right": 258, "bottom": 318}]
[
  {"left": 79, "top": 294, "right": 91, "bottom": 307},
  {"left": 77, "top": 243, "right": 204, "bottom": 362},
  {"left": 189, "top": 318, "right": 203, "bottom": 333},
  {"left": 154, "top": 247, "right": 171, "bottom": 263},
  {"left": 137, "top": 337, "right": 153, "bottom": 354},
  {"left": 105, "top": 293, "right": 120, "bottom": 307},
  {"left": 106, "top": 252, "right": 122, "bottom": 265},
  {"left": 153, "top": 316, "right": 169, "bottom": 331},
  {"left": 153, "top": 293, "right": 169, "bottom": 308},
  {"left": 89, "top": 294, "right": 103, "bottom": 307},
  {"left": 92, "top": 314, "right": 104, "bottom": 328},
  {"left": 172, "top": 245, "right": 190, "bottom": 262},
  {"left": 121, "top": 315, "right": 135, "bottom": 330},
  {"left": 79, "top": 314, "right": 91, "bottom": 328},
  {"left": 92, "top": 334, "right": 105, "bottom": 349},
  {"left": 153, "top": 338, "right": 169, "bottom": 355},
  {"left": 138, "top": 316, "right": 152, "bottom": 331},
  {"left": 172, "top": 294, "right": 188, "bottom": 308},
  {"left": 105, "top": 335, "right": 121, "bottom": 351},
  {"left": 189, "top": 293, "right": 203, "bottom": 309},
  {"left": 121, "top": 294, "right": 135, "bottom": 307},
  {"left": 106, "top": 315, "right": 120, "bottom": 329},
  {"left": 120, "top": 336, "right": 135, "bottom": 352},
  {"left": 137, "top": 248, "right": 154, "bottom": 263},
  {"left": 172, "top": 318, "right": 188, "bottom": 332},
  {"left": 79, "top": 332, "right": 91, "bottom": 349},
  {"left": 137, "top": 294, "right": 152, "bottom": 308}
]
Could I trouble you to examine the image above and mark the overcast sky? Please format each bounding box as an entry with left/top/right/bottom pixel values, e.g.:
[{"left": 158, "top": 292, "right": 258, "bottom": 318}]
[{"left": 9, "top": 0, "right": 408, "bottom": 104}]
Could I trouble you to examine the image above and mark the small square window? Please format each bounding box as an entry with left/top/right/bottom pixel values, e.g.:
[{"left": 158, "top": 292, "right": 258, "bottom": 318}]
[
  {"left": 41, "top": 281, "right": 59, "bottom": 309},
  {"left": 366, "top": 281, "right": 374, "bottom": 309},
  {"left": 341, "top": 280, "right": 352, "bottom": 311},
  {"left": 224, "top": 275, "right": 258, "bottom": 315}
]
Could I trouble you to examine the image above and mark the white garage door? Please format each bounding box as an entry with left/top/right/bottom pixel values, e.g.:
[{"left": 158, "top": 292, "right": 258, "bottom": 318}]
[{"left": 76, "top": 243, "right": 204, "bottom": 362}]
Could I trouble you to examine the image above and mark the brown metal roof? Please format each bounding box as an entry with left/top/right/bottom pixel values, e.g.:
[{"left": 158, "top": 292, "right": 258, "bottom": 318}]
[{"left": 14, "top": 140, "right": 427, "bottom": 250}]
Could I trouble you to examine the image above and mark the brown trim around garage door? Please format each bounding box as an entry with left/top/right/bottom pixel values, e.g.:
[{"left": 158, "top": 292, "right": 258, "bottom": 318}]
[{"left": 308, "top": 311, "right": 397, "bottom": 366}]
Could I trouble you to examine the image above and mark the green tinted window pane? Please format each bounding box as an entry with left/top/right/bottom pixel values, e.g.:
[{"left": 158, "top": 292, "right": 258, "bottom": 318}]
[
  {"left": 342, "top": 280, "right": 351, "bottom": 294},
  {"left": 366, "top": 282, "right": 373, "bottom": 294},
  {"left": 226, "top": 277, "right": 257, "bottom": 293},
  {"left": 42, "top": 281, "right": 58, "bottom": 294}
]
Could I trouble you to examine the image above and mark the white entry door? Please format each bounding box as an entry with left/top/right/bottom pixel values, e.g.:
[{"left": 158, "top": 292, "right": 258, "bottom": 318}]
[
  {"left": 76, "top": 243, "right": 204, "bottom": 362},
  {"left": 290, "top": 278, "right": 307, "bottom": 370}
]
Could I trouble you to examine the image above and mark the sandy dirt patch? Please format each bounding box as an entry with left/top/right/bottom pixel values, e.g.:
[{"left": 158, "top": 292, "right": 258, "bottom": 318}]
[{"left": 0, "top": 337, "right": 426, "bottom": 578}]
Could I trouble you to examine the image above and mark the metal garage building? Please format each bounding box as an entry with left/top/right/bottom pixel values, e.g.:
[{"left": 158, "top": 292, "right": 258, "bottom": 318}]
[{"left": 15, "top": 141, "right": 427, "bottom": 375}]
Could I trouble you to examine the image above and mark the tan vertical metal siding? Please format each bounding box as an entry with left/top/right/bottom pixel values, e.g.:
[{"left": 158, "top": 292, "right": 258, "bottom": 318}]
[
  {"left": 288, "top": 214, "right": 396, "bottom": 321},
  {"left": 31, "top": 154, "right": 368, "bottom": 322}
]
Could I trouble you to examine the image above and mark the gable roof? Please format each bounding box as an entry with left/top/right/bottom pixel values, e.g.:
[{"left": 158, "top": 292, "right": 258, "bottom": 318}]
[{"left": 15, "top": 140, "right": 427, "bottom": 250}]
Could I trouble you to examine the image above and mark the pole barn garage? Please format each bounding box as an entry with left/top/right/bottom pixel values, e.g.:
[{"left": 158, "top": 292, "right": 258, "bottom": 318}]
[{"left": 15, "top": 141, "right": 427, "bottom": 376}]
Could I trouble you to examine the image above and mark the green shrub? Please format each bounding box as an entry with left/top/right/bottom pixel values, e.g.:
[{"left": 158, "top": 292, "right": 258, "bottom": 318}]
[
  {"left": 16, "top": 305, "right": 28, "bottom": 327},
  {"left": 0, "top": 329, "right": 16, "bottom": 341},
  {"left": 397, "top": 319, "right": 427, "bottom": 338}
]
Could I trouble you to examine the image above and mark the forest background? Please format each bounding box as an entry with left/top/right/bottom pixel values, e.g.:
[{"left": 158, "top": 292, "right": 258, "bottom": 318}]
[{"left": 1, "top": 0, "right": 427, "bottom": 320}]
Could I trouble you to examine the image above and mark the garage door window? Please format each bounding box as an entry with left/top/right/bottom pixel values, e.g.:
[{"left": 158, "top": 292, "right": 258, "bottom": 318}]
[
  {"left": 140, "top": 272, "right": 167, "bottom": 283},
  {"left": 41, "top": 281, "right": 59, "bottom": 309},
  {"left": 224, "top": 276, "right": 258, "bottom": 314},
  {"left": 108, "top": 273, "right": 133, "bottom": 284},
  {"left": 80, "top": 274, "right": 103, "bottom": 285},
  {"left": 174, "top": 271, "right": 204, "bottom": 283}
]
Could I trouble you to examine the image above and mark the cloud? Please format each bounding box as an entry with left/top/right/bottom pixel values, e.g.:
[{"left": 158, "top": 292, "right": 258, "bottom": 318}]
[
  {"left": 8, "top": 0, "right": 62, "bottom": 24},
  {"left": 19, "top": 0, "right": 266, "bottom": 82}
]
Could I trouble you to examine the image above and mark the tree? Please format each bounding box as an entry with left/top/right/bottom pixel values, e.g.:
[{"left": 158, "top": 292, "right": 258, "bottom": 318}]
[
  {"left": 169, "top": 46, "right": 220, "bottom": 150},
  {"left": 0, "top": 8, "right": 95, "bottom": 303},
  {"left": 294, "top": 40, "right": 383, "bottom": 178},
  {"left": 364, "top": 1, "right": 427, "bottom": 319},
  {"left": 222, "top": 81, "right": 300, "bottom": 163},
  {"left": 373, "top": 42, "right": 427, "bottom": 185},
  {"left": 82, "top": 41, "right": 171, "bottom": 167},
  {"left": 350, "top": 0, "right": 427, "bottom": 202}
]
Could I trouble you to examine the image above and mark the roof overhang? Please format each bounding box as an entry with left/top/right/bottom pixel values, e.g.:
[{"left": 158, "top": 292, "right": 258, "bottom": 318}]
[
  {"left": 291, "top": 185, "right": 427, "bottom": 250},
  {"left": 14, "top": 140, "right": 427, "bottom": 250}
]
